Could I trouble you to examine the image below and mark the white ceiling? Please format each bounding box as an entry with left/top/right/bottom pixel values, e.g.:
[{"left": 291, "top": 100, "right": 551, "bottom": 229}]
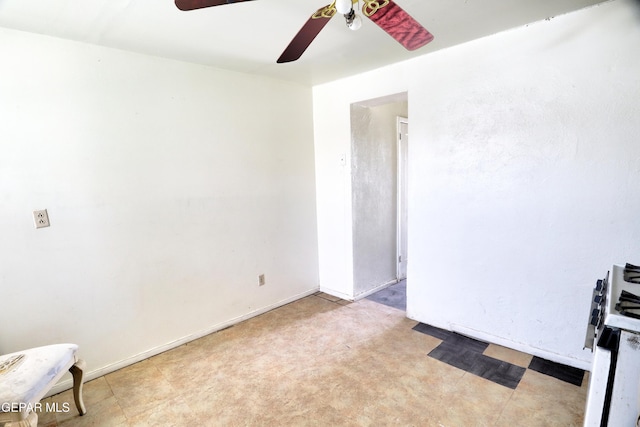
[{"left": 0, "top": 0, "right": 606, "bottom": 86}]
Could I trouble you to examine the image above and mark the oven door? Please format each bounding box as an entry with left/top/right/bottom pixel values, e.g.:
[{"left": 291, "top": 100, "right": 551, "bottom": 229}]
[
  {"left": 585, "top": 329, "right": 640, "bottom": 427},
  {"left": 607, "top": 330, "right": 640, "bottom": 427},
  {"left": 584, "top": 328, "right": 616, "bottom": 427}
]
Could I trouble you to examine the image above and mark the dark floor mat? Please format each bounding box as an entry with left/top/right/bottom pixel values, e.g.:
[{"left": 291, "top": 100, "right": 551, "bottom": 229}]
[
  {"left": 528, "top": 356, "right": 585, "bottom": 386},
  {"left": 427, "top": 334, "right": 526, "bottom": 389},
  {"left": 414, "top": 322, "right": 586, "bottom": 389},
  {"left": 412, "top": 323, "right": 453, "bottom": 341}
]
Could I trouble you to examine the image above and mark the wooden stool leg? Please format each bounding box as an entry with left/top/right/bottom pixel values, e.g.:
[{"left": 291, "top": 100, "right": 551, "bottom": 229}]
[{"left": 68, "top": 359, "right": 87, "bottom": 416}]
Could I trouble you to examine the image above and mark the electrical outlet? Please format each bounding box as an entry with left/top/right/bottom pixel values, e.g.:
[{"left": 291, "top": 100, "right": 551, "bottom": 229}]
[
  {"left": 33, "top": 209, "right": 50, "bottom": 229},
  {"left": 258, "top": 274, "right": 265, "bottom": 286}
]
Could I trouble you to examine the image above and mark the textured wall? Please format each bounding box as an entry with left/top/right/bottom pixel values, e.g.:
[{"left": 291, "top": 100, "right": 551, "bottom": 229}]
[{"left": 406, "top": 0, "right": 640, "bottom": 369}]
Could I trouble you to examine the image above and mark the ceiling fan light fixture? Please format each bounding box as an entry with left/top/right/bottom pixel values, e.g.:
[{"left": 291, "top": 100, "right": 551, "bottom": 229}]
[
  {"left": 347, "top": 13, "right": 362, "bottom": 31},
  {"left": 335, "top": 0, "right": 353, "bottom": 15}
]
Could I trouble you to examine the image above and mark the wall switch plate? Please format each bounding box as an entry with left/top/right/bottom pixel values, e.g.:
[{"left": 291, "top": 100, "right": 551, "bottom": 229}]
[
  {"left": 33, "top": 209, "right": 50, "bottom": 229},
  {"left": 259, "top": 274, "right": 266, "bottom": 286}
]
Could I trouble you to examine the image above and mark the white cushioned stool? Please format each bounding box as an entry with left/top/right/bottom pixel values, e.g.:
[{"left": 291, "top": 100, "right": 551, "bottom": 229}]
[{"left": 0, "top": 344, "right": 86, "bottom": 427}]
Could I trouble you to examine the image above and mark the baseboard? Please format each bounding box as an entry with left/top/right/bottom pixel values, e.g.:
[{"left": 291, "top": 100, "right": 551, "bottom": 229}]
[
  {"left": 319, "top": 279, "right": 399, "bottom": 302},
  {"left": 47, "top": 287, "right": 319, "bottom": 397},
  {"left": 318, "top": 287, "right": 354, "bottom": 301},
  {"left": 450, "top": 323, "right": 592, "bottom": 371},
  {"left": 353, "top": 279, "right": 399, "bottom": 301}
]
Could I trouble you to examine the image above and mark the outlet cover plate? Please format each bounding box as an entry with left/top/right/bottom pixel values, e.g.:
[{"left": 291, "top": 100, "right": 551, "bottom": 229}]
[{"left": 33, "top": 209, "right": 50, "bottom": 229}]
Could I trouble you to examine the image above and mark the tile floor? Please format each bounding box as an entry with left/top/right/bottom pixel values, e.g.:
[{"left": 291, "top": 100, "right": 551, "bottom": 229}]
[
  {"left": 365, "top": 280, "right": 406, "bottom": 311},
  {"left": 413, "top": 323, "right": 586, "bottom": 390},
  {"left": 36, "top": 290, "right": 589, "bottom": 426}
]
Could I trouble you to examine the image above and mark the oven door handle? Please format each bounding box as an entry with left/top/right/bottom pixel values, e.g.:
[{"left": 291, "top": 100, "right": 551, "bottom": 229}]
[{"left": 597, "top": 327, "right": 621, "bottom": 427}]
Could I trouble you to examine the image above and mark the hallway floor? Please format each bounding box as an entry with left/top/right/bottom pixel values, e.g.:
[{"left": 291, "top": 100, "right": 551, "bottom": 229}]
[{"left": 39, "top": 291, "right": 588, "bottom": 426}]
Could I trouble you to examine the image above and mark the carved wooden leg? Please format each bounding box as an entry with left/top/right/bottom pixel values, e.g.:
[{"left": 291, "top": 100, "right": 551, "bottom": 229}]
[{"left": 68, "top": 359, "right": 87, "bottom": 416}]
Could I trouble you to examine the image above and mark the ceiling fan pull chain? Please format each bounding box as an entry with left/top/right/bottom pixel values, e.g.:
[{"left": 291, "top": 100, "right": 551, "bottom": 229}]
[{"left": 362, "top": 0, "right": 390, "bottom": 17}]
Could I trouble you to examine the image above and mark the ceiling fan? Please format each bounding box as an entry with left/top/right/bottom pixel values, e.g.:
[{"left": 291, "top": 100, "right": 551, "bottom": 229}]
[{"left": 174, "top": 0, "right": 434, "bottom": 63}]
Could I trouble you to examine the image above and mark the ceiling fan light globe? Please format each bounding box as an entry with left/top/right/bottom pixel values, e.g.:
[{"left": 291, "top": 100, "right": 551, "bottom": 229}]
[
  {"left": 348, "top": 14, "right": 362, "bottom": 31},
  {"left": 335, "top": 0, "right": 353, "bottom": 15}
]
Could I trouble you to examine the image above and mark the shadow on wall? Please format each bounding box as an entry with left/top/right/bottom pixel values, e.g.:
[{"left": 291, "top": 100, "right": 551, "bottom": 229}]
[{"left": 632, "top": 0, "right": 640, "bottom": 18}]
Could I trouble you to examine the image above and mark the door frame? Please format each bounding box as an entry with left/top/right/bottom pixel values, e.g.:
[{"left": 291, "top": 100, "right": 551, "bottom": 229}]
[{"left": 396, "top": 116, "right": 409, "bottom": 281}]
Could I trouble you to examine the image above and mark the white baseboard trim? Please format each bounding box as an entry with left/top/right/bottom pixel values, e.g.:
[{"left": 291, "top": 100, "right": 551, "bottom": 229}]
[
  {"left": 450, "top": 323, "right": 592, "bottom": 371},
  {"left": 47, "top": 288, "right": 319, "bottom": 397},
  {"left": 353, "top": 279, "right": 399, "bottom": 301},
  {"left": 319, "top": 279, "right": 399, "bottom": 302},
  {"left": 318, "top": 287, "right": 353, "bottom": 301}
]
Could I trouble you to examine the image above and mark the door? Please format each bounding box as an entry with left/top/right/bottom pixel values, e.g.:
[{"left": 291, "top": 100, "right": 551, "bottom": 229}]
[{"left": 397, "top": 117, "right": 409, "bottom": 280}]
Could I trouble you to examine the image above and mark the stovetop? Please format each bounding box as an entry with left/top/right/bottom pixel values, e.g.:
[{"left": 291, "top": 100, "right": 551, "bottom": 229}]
[{"left": 605, "top": 264, "right": 640, "bottom": 332}]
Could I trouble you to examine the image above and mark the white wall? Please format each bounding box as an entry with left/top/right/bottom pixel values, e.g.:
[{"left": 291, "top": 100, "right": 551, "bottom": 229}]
[
  {"left": 313, "top": 0, "right": 640, "bottom": 368},
  {"left": 0, "top": 28, "right": 319, "bottom": 383}
]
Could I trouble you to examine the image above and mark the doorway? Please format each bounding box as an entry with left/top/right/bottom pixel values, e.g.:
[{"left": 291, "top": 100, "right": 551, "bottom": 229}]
[{"left": 351, "top": 93, "right": 409, "bottom": 308}]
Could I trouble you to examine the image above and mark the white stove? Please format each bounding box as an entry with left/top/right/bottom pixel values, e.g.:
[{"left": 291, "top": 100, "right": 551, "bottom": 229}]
[{"left": 584, "top": 264, "right": 640, "bottom": 427}]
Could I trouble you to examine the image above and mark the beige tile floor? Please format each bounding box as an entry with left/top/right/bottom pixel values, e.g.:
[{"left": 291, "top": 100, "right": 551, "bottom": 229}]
[{"left": 37, "top": 292, "right": 589, "bottom": 426}]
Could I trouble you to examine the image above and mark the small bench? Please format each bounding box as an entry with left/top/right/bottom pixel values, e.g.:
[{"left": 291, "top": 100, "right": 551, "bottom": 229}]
[{"left": 0, "top": 344, "right": 86, "bottom": 427}]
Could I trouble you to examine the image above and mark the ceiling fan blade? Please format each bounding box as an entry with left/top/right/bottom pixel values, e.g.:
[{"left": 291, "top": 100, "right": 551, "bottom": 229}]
[
  {"left": 277, "top": 4, "right": 336, "bottom": 64},
  {"left": 362, "top": 0, "right": 433, "bottom": 51},
  {"left": 175, "top": 0, "right": 255, "bottom": 11}
]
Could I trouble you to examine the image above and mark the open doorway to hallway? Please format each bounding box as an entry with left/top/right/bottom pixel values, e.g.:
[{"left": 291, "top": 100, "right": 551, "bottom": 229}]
[
  {"left": 351, "top": 92, "right": 408, "bottom": 308},
  {"left": 367, "top": 116, "right": 408, "bottom": 311}
]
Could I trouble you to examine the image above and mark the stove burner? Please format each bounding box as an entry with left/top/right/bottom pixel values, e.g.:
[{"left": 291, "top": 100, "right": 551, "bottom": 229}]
[
  {"left": 616, "top": 289, "right": 640, "bottom": 319},
  {"left": 624, "top": 263, "right": 640, "bottom": 284}
]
